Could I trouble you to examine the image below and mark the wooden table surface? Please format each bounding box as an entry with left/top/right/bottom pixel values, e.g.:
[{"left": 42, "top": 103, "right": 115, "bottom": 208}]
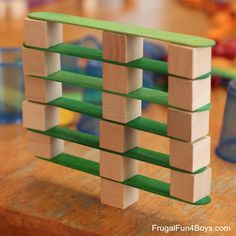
[{"left": 0, "top": 0, "right": 236, "bottom": 235}]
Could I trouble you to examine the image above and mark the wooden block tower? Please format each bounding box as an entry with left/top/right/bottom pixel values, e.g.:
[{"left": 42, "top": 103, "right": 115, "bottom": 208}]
[{"left": 22, "top": 12, "right": 215, "bottom": 209}]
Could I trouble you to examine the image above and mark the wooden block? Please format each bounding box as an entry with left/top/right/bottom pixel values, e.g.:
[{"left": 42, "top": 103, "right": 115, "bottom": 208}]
[
  {"left": 103, "top": 31, "right": 143, "bottom": 63},
  {"left": 22, "top": 101, "right": 59, "bottom": 131},
  {"left": 168, "top": 76, "right": 211, "bottom": 111},
  {"left": 170, "top": 136, "right": 210, "bottom": 172},
  {"left": 27, "top": 131, "right": 64, "bottom": 159},
  {"left": 103, "top": 63, "right": 142, "bottom": 94},
  {"left": 102, "top": 92, "right": 141, "bottom": 123},
  {"left": 167, "top": 108, "right": 209, "bottom": 142},
  {"left": 170, "top": 167, "right": 211, "bottom": 203},
  {"left": 100, "top": 151, "right": 138, "bottom": 182},
  {"left": 22, "top": 47, "right": 60, "bottom": 76},
  {"left": 24, "top": 75, "right": 62, "bottom": 103},
  {"left": 25, "top": 18, "right": 63, "bottom": 48},
  {"left": 168, "top": 44, "right": 211, "bottom": 79},
  {"left": 101, "top": 178, "right": 139, "bottom": 209},
  {"left": 100, "top": 120, "right": 137, "bottom": 153}
]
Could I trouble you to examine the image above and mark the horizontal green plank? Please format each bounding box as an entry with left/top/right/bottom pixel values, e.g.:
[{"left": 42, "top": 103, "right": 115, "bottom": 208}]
[
  {"left": 28, "top": 12, "right": 215, "bottom": 47},
  {"left": 40, "top": 153, "right": 100, "bottom": 176},
  {"left": 24, "top": 43, "right": 211, "bottom": 80},
  {"left": 32, "top": 71, "right": 211, "bottom": 112},
  {"left": 30, "top": 126, "right": 100, "bottom": 149},
  {"left": 127, "top": 117, "right": 167, "bottom": 137},
  {"left": 124, "top": 175, "right": 211, "bottom": 205},
  {"left": 47, "top": 97, "right": 168, "bottom": 136},
  {"left": 49, "top": 97, "right": 102, "bottom": 119},
  {"left": 29, "top": 126, "right": 206, "bottom": 174},
  {"left": 24, "top": 43, "right": 168, "bottom": 75},
  {"left": 39, "top": 152, "right": 210, "bottom": 205}
]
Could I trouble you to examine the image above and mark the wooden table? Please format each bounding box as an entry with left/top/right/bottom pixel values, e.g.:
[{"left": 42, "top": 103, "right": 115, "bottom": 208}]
[{"left": 0, "top": 1, "right": 235, "bottom": 235}]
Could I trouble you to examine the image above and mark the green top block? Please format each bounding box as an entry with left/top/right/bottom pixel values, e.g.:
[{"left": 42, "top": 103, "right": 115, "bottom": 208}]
[{"left": 28, "top": 12, "right": 215, "bottom": 47}]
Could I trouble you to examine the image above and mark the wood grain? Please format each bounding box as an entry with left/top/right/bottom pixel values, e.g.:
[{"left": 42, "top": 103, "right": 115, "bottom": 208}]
[
  {"left": 168, "top": 44, "right": 212, "bottom": 79},
  {"left": 24, "top": 75, "right": 62, "bottom": 103},
  {"left": 168, "top": 76, "right": 211, "bottom": 111},
  {"left": 99, "top": 120, "right": 138, "bottom": 153},
  {"left": 100, "top": 151, "right": 138, "bottom": 182},
  {"left": 22, "top": 48, "right": 61, "bottom": 77},
  {"left": 103, "top": 31, "right": 143, "bottom": 63},
  {"left": 170, "top": 167, "right": 212, "bottom": 203},
  {"left": 101, "top": 178, "right": 139, "bottom": 209},
  {"left": 102, "top": 92, "right": 141, "bottom": 123},
  {"left": 22, "top": 101, "right": 59, "bottom": 131},
  {"left": 170, "top": 136, "right": 211, "bottom": 172},
  {"left": 27, "top": 131, "right": 64, "bottom": 159},
  {"left": 167, "top": 108, "right": 209, "bottom": 142},
  {"left": 103, "top": 63, "right": 142, "bottom": 94}
]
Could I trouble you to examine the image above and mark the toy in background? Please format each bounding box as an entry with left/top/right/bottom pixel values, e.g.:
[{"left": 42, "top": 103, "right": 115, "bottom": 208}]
[
  {"left": 212, "top": 37, "right": 236, "bottom": 86},
  {"left": 179, "top": 0, "right": 236, "bottom": 41},
  {"left": 0, "top": 48, "right": 24, "bottom": 123},
  {"left": 216, "top": 79, "right": 236, "bottom": 163}
]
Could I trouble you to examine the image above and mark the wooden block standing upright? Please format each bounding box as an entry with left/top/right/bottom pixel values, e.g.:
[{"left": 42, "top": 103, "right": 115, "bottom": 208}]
[
  {"left": 170, "top": 168, "right": 212, "bottom": 203},
  {"left": 100, "top": 120, "right": 138, "bottom": 153},
  {"left": 168, "top": 76, "right": 211, "bottom": 111},
  {"left": 168, "top": 44, "right": 211, "bottom": 79},
  {"left": 101, "top": 178, "right": 139, "bottom": 209},
  {"left": 24, "top": 75, "right": 62, "bottom": 103},
  {"left": 28, "top": 131, "right": 64, "bottom": 159},
  {"left": 22, "top": 101, "right": 59, "bottom": 131},
  {"left": 167, "top": 108, "right": 209, "bottom": 142},
  {"left": 170, "top": 136, "right": 211, "bottom": 172},
  {"left": 100, "top": 151, "right": 138, "bottom": 182},
  {"left": 25, "top": 18, "right": 63, "bottom": 48},
  {"left": 168, "top": 43, "right": 212, "bottom": 203},
  {"left": 103, "top": 31, "right": 143, "bottom": 63},
  {"left": 100, "top": 31, "right": 143, "bottom": 209},
  {"left": 22, "top": 48, "right": 60, "bottom": 77},
  {"left": 103, "top": 63, "right": 142, "bottom": 94},
  {"left": 102, "top": 93, "right": 141, "bottom": 123}
]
